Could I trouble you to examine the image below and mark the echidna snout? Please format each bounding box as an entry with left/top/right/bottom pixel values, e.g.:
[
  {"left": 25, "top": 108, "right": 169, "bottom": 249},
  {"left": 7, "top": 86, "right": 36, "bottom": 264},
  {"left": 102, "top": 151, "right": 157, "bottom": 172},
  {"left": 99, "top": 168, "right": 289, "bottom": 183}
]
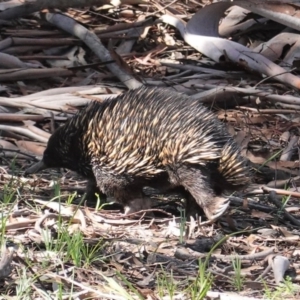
[
  {"left": 25, "top": 87, "right": 251, "bottom": 221},
  {"left": 25, "top": 160, "right": 47, "bottom": 175}
]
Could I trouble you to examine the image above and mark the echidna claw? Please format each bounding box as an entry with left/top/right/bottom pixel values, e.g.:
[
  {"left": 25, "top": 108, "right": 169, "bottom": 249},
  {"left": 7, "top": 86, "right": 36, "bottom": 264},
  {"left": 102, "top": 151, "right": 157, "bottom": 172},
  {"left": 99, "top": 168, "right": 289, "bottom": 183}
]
[
  {"left": 205, "top": 197, "right": 230, "bottom": 222},
  {"left": 123, "top": 197, "right": 153, "bottom": 215}
]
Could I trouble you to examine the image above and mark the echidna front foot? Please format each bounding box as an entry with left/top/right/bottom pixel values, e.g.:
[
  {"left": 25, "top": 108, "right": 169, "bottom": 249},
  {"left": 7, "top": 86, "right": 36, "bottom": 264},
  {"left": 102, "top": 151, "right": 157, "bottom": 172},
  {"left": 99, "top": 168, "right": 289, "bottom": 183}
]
[
  {"left": 92, "top": 165, "right": 153, "bottom": 214},
  {"left": 85, "top": 177, "right": 107, "bottom": 203},
  {"left": 123, "top": 197, "right": 153, "bottom": 215},
  {"left": 202, "top": 196, "right": 230, "bottom": 221}
]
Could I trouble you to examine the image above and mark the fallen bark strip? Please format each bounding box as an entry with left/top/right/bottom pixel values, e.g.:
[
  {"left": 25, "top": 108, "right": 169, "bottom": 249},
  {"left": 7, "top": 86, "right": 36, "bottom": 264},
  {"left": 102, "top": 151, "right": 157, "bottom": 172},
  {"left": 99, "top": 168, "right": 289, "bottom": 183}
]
[
  {"left": 0, "top": 90, "right": 117, "bottom": 110},
  {"left": 238, "top": 107, "right": 300, "bottom": 114},
  {"left": 206, "top": 291, "right": 261, "bottom": 300},
  {"left": 0, "top": 0, "right": 149, "bottom": 20},
  {"left": 3, "top": 45, "right": 53, "bottom": 55},
  {"left": 0, "top": 52, "right": 38, "bottom": 69},
  {"left": 95, "top": 17, "right": 154, "bottom": 34},
  {"left": 0, "top": 114, "right": 48, "bottom": 122},
  {"left": 0, "top": 37, "right": 78, "bottom": 51},
  {"left": 160, "top": 13, "right": 300, "bottom": 90},
  {"left": 191, "top": 85, "right": 300, "bottom": 106},
  {"left": 213, "top": 247, "right": 275, "bottom": 261},
  {"left": 267, "top": 176, "right": 300, "bottom": 189},
  {"left": 0, "top": 68, "right": 73, "bottom": 81},
  {"left": 45, "top": 12, "right": 143, "bottom": 89},
  {"left": 24, "top": 123, "right": 51, "bottom": 139},
  {"left": 176, "top": 244, "right": 274, "bottom": 261},
  {"left": 0, "top": 125, "right": 49, "bottom": 143},
  {"left": 236, "top": 0, "right": 300, "bottom": 32}
]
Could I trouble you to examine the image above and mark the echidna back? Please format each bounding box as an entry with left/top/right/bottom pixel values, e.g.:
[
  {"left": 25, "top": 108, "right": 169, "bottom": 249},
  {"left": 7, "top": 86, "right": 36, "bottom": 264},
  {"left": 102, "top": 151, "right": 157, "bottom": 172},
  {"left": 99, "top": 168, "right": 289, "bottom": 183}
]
[{"left": 66, "top": 87, "right": 249, "bottom": 186}]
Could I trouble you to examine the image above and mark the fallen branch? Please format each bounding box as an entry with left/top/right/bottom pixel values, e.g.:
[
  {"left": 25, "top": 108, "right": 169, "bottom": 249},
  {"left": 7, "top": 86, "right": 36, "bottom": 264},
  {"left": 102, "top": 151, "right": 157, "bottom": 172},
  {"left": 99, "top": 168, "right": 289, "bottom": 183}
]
[
  {"left": 0, "top": 0, "right": 149, "bottom": 20},
  {"left": 45, "top": 12, "right": 142, "bottom": 89},
  {"left": 267, "top": 190, "right": 300, "bottom": 227}
]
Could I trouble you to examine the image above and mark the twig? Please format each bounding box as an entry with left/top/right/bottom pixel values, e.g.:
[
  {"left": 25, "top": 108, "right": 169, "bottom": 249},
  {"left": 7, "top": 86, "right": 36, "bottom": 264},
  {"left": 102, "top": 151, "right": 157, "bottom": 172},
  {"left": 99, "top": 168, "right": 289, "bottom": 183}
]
[
  {"left": 267, "top": 190, "right": 300, "bottom": 227},
  {"left": 262, "top": 186, "right": 300, "bottom": 198},
  {"left": 229, "top": 196, "right": 277, "bottom": 214},
  {"left": 212, "top": 247, "right": 275, "bottom": 261},
  {"left": 190, "top": 84, "right": 300, "bottom": 106},
  {"left": 238, "top": 107, "right": 300, "bottom": 114}
]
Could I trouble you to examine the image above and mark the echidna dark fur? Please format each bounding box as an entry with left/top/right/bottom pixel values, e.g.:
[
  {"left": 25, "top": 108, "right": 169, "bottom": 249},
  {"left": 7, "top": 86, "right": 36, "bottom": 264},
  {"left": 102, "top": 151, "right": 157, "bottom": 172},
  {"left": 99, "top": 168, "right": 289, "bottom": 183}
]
[{"left": 25, "top": 87, "right": 250, "bottom": 221}]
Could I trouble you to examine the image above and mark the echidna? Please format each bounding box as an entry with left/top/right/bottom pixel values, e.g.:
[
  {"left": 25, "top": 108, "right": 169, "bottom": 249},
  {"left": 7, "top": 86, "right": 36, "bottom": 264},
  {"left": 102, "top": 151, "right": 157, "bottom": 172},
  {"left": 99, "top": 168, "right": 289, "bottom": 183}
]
[{"left": 25, "top": 87, "right": 250, "bottom": 221}]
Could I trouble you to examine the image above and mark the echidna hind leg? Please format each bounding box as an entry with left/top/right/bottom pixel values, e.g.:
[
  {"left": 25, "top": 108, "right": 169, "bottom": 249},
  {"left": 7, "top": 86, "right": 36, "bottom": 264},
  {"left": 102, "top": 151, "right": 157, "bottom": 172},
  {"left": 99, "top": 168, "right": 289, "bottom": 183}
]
[{"left": 173, "top": 165, "right": 230, "bottom": 221}]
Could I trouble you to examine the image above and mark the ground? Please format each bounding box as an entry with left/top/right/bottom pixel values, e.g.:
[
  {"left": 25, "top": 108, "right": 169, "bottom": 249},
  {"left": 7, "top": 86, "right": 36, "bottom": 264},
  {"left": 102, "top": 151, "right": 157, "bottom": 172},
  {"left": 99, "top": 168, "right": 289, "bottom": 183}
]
[{"left": 0, "top": 1, "right": 300, "bottom": 299}]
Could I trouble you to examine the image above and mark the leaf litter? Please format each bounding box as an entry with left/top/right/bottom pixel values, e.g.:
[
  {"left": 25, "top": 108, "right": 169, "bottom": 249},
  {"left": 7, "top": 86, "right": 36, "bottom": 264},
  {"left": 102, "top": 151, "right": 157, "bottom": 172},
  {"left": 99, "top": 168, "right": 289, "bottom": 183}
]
[{"left": 0, "top": 0, "right": 300, "bottom": 299}]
